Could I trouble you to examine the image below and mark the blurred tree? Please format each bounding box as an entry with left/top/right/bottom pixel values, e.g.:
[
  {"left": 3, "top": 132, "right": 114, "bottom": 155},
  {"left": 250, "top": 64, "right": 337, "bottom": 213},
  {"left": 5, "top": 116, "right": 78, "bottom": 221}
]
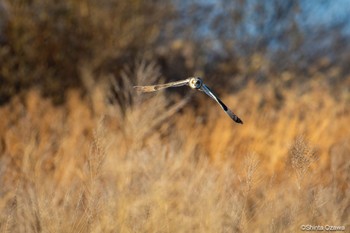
[
  {"left": 0, "top": 0, "right": 349, "bottom": 104},
  {"left": 0, "top": 0, "right": 175, "bottom": 104}
]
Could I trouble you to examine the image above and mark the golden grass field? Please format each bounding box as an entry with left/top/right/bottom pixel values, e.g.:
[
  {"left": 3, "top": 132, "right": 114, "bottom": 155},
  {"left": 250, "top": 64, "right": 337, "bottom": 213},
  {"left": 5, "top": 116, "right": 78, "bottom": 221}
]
[{"left": 0, "top": 63, "right": 349, "bottom": 232}]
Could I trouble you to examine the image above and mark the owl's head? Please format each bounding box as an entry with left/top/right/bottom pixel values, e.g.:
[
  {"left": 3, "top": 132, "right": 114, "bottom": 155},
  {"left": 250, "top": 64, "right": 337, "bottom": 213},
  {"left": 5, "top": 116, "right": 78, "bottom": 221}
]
[{"left": 189, "top": 77, "right": 203, "bottom": 89}]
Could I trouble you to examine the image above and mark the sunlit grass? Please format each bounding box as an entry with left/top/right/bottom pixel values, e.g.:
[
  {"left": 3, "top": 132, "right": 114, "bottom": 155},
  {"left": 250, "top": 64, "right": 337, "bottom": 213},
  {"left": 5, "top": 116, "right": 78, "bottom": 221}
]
[{"left": 0, "top": 65, "right": 349, "bottom": 232}]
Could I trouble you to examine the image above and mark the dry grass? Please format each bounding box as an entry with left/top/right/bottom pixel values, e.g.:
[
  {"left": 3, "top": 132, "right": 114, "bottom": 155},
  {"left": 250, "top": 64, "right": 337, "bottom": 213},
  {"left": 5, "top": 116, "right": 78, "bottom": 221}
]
[{"left": 0, "top": 62, "right": 349, "bottom": 233}]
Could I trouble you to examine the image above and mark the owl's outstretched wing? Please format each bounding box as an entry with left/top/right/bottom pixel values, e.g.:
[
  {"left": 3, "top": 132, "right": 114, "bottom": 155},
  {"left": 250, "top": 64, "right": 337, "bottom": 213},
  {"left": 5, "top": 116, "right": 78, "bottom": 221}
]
[
  {"left": 200, "top": 84, "right": 243, "bottom": 124},
  {"left": 134, "top": 79, "right": 190, "bottom": 93}
]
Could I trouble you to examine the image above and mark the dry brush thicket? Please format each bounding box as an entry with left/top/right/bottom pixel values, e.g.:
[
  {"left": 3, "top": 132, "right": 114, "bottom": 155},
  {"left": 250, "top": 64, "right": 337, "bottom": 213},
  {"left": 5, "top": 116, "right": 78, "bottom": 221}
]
[{"left": 0, "top": 62, "right": 349, "bottom": 232}]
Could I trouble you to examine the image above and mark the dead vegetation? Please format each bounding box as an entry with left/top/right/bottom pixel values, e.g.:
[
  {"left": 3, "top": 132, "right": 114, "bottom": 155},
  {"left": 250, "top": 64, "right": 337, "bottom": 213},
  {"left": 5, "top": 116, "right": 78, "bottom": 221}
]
[
  {"left": 0, "top": 0, "right": 349, "bottom": 232},
  {"left": 0, "top": 62, "right": 349, "bottom": 232}
]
